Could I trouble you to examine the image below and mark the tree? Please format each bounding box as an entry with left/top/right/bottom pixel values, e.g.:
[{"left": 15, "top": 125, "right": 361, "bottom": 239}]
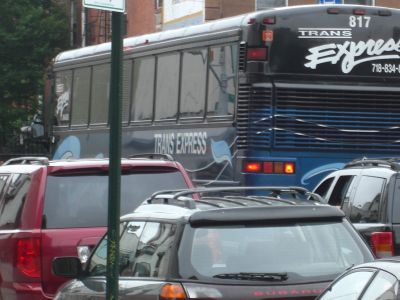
[{"left": 0, "top": 0, "right": 69, "bottom": 139}]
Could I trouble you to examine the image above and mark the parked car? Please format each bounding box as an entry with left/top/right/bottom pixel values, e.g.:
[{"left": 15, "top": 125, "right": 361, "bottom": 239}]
[
  {"left": 0, "top": 155, "right": 193, "bottom": 300},
  {"left": 53, "top": 186, "right": 374, "bottom": 300},
  {"left": 313, "top": 157, "right": 400, "bottom": 258},
  {"left": 317, "top": 257, "right": 400, "bottom": 300}
]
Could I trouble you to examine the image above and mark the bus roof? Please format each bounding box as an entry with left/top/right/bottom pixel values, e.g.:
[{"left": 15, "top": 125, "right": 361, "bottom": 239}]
[{"left": 54, "top": 4, "right": 398, "bottom": 64}]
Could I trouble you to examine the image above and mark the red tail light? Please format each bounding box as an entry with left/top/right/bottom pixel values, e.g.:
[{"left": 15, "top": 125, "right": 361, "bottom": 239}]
[
  {"left": 262, "top": 16, "right": 276, "bottom": 24},
  {"left": 16, "top": 238, "right": 41, "bottom": 278},
  {"left": 353, "top": 9, "right": 366, "bottom": 15},
  {"left": 370, "top": 232, "right": 394, "bottom": 258},
  {"left": 244, "top": 161, "right": 295, "bottom": 174},
  {"left": 160, "top": 283, "right": 187, "bottom": 300},
  {"left": 327, "top": 8, "right": 340, "bottom": 14},
  {"left": 243, "top": 161, "right": 262, "bottom": 173},
  {"left": 247, "top": 48, "right": 267, "bottom": 60}
]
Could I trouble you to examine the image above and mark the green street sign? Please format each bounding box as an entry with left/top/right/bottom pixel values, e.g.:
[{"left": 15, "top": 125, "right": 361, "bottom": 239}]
[{"left": 83, "top": 0, "right": 125, "bottom": 13}]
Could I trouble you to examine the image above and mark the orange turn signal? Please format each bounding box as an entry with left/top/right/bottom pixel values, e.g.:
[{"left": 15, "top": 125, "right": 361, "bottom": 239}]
[{"left": 160, "top": 283, "right": 187, "bottom": 300}]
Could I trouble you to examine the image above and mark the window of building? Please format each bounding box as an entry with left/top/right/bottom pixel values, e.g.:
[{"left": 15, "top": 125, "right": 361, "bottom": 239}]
[
  {"left": 54, "top": 71, "right": 72, "bottom": 126},
  {"left": 344, "top": 0, "right": 374, "bottom": 5},
  {"left": 180, "top": 48, "right": 207, "bottom": 119},
  {"left": 131, "top": 57, "right": 155, "bottom": 122},
  {"left": 71, "top": 67, "right": 91, "bottom": 126},
  {"left": 207, "top": 44, "right": 237, "bottom": 117},
  {"left": 90, "top": 64, "right": 110, "bottom": 125},
  {"left": 155, "top": 53, "right": 180, "bottom": 121},
  {"left": 256, "top": 0, "right": 287, "bottom": 10}
]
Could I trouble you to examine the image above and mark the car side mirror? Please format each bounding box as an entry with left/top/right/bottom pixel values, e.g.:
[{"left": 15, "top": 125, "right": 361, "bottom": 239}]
[{"left": 53, "top": 256, "right": 83, "bottom": 278}]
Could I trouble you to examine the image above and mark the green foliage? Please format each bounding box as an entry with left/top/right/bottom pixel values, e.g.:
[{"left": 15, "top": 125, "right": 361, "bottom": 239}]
[{"left": 0, "top": 0, "right": 69, "bottom": 134}]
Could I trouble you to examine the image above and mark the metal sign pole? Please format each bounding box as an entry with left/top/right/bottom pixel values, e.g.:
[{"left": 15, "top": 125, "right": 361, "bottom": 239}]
[{"left": 106, "top": 11, "right": 123, "bottom": 300}]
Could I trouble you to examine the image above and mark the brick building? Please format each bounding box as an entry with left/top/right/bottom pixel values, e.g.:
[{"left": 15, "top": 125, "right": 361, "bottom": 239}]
[{"left": 66, "top": 0, "right": 400, "bottom": 48}]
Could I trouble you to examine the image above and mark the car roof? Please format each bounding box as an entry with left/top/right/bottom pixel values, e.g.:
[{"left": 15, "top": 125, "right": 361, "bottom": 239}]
[
  {"left": 120, "top": 186, "right": 343, "bottom": 225},
  {"left": 350, "top": 257, "right": 400, "bottom": 278},
  {"left": 188, "top": 205, "right": 345, "bottom": 227},
  {"left": 0, "top": 155, "right": 182, "bottom": 174},
  {"left": 343, "top": 157, "right": 400, "bottom": 172}
]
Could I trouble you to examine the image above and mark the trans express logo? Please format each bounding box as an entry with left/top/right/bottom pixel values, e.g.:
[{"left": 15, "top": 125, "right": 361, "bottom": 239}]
[
  {"left": 298, "top": 27, "right": 400, "bottom": 74},
  {"left": 298, "top": 28, "right": 352, "bottom": 39}
]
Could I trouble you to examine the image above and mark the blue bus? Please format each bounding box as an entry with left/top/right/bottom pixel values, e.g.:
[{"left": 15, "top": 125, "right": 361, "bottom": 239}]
[{"left": 30, "top": 4, "right": 400, "bottom": 188}]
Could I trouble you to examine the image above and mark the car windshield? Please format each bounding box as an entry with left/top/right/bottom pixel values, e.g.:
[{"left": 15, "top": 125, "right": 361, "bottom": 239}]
[
  {"left": 43, "top": 170, "right": 188, "bottom": 228},
  {"left": 178, "top": 221, "right": 372, "bottom": 283}
]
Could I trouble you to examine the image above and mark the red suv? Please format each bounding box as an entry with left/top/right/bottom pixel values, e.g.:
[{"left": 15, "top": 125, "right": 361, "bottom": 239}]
[{"left": 0, "top": 155, "right": 193, "bottom": 300}]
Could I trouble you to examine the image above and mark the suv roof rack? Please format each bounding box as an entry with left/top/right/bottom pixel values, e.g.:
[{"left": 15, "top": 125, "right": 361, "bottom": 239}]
[
  {"left": 2, "top": 156, "right": 49, "bottom": 166},
  {"left": 145, "top": 186, "right": 322, "bottom": 210},
  {"left": 128, "top": 153, "right": 174, "bottom": 161},
  {"left": 345, "top": 157, "right": 400, "bottom": 171}
]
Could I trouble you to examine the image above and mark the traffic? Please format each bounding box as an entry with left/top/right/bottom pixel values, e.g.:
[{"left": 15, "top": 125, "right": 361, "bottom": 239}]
[{"left": 1, "top": 2, "right": 400, "bottom": 300}]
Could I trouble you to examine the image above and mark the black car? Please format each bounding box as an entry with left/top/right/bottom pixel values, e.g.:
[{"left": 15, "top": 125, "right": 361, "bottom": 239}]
[
  {"left": 52, "top": 186, "right": 374, "bottom": 300},
  {"left": 317, "top": 257, "right": 400, "bottom": 300},
  {"left": 313, "top": 157, "right": 400, "bottom": 258}
]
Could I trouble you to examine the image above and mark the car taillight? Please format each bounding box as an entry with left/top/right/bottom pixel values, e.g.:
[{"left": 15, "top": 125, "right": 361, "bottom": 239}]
[
  {"left": 370, "top": 232, "right": 394, "bottom": 258},
  {"left": 160, "top": 283, "right": 187, "bottom": 300},
  {"left": 16, "top": 237, "right": 41, "bottom": 278},
  {"left": 243, "top": 161, "right": 295, "bottom": 174}
]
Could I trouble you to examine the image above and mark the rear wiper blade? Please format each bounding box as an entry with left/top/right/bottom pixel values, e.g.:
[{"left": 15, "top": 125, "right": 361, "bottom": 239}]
[{"left": 213, "top": 272, "right": 288, "bottom": 281}]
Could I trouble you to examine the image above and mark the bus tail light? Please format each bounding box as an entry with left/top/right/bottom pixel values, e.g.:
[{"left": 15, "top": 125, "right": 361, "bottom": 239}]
[
  {"left": 262, "top": 16, "right": 275, "bottom": 24},
  {"left": 244, "top": 161, "right": 295, "bottom": 174},
  {"left": 370, "top": 232, "right": 394, "bottom": 258},
  {"left": 378, "top": 10, "right": 391, "bottom": 16},
  {"left": 262, "top": 30, "right": 274, "bottom": 42},
  {"left": 247, "top": 47, "right": 268, "bottom": 60},
  {"left": 160, "top": 283, "right": 187, "bottom": 300},
  {"left": 353, "top": 9, "right": 366, "bottom": 15},
  {"left": 327, "top": 8, "right": 340, "bottom": 14},
  {"left": 243, "top": 162, "right": 262, "bottom": 173},
  {"left": 284, "top": 162, "right": 295, "bottom": 174}
]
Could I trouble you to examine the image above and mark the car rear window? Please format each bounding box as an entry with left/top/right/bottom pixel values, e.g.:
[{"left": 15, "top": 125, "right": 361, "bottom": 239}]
[
  {"left": 43, "top": 170, "right": 188, "bottom": 228},
  {"left": 178, "top": 221, "right": 373, "bottom": 283}
]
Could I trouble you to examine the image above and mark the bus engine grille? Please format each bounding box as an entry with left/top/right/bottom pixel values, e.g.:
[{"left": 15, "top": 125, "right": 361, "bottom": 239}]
[
  {"left": 237, "top": 83, "right": 273, "bottom": 150},
  {"left": 237, "top": 83, "right": 400, "bottom": 152},
  {"left": 274, "top": 85, "right": 400, "bottom": 152}
]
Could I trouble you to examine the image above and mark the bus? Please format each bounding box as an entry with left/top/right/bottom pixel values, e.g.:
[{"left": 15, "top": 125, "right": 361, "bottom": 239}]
[{"left": 29, "top": 4, "right": 400, "bottom": 188}]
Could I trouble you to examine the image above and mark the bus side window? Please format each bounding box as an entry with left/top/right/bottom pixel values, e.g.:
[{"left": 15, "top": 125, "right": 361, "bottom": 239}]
[
  {"left": 207, "top": 44, "right": 238, "bottom": 118},
  {"left": 54, "top": 71, "right": 72, "bottom": 126},
  {"left": 131, "top": 57, "right": 155, "bottom": 123},
  {"left": 90, "top": 64, "right": 110, "bottom": 125},
  {"left": 155, "top": 53, "right": 180, "bottom": 122},
  {"left": 180, "top": 48, "right": 207, "bottom": 119},
  {"left": 71, "top": 67, "right": 91, "bottom": 126}
]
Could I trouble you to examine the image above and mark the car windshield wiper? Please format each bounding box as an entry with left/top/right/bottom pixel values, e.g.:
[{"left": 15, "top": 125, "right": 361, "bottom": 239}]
[{"left": 213, "top": 272, "right": 288, "bottom": 281}]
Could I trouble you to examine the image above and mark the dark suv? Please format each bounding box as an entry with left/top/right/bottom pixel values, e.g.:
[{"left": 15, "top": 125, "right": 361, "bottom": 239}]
[
  {"left": 0, "top": 155, "right": 193, "bottom": 299},
  {"left": 53, "top": 186, "right": 374, "bottom": 300},
  {"left": 313, "top": 157, "right": 400, "bottom": 258}
]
